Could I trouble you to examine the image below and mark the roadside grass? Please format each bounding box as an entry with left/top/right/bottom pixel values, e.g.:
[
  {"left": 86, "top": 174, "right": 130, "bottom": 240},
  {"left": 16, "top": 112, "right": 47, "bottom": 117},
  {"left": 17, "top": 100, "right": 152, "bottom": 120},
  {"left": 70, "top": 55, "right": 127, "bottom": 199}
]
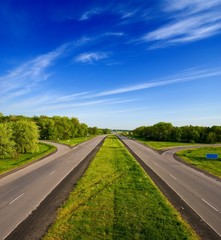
[
  {"left": 134, "top": 138, "right": 197, "bottom": 150},
  {"left": 57, "top": 136, "right": 96, "bottom": 146},
  {"left": 176, "top": 147, "right": 221, "bottom": 178},
  {"left": 44, "top": 135, "right": 198, "bottom": 240},
  {"left": 0, "top": 142, "right": 56, "bottom": 175}
]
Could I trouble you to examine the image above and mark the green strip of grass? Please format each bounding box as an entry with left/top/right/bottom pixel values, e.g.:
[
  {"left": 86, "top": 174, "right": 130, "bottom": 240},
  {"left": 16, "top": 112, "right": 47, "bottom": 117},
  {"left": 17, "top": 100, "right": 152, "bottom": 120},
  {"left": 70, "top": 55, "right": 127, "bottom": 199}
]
[
  {"left": 176, "top": 147, "right": 221, "bottom": 178},
  {"left": 0, "top": 142, "right": 56, "bottom": 175},
  {"left": 44, "top": 135, "right": 198, "bottom": 240},
  {"left": 134, "top": 138, "right": 197, "bottom": 150},
  {"left": 57, "top": 136, "right": 96, "bottom": 146}
]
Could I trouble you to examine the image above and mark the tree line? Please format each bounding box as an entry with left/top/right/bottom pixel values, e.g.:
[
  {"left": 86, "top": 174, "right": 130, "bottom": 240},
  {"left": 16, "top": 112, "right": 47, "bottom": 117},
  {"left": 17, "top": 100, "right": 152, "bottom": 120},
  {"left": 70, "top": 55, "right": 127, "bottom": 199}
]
[
  {"left": 0, "top": 114, "right": 110, "bottom": 158},
  {"left": 133, "top": 122, "right": 221, "bottom": 144}
]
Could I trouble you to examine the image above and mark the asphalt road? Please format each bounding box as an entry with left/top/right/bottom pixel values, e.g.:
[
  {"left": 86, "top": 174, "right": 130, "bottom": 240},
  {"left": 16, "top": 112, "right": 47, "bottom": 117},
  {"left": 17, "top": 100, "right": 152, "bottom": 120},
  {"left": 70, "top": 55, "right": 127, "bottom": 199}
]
[
  {"left": 0, "top": 135, "right": 106, "bottom": 240},
  {"left": 120, "top": 137, "right": 221, "bottom": 237}
]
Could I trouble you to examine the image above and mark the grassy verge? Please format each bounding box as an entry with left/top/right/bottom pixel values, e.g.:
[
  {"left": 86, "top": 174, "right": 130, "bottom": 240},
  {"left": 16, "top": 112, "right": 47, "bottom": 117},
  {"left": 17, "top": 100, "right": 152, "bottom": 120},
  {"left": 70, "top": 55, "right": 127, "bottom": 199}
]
[
  {"left": 44, "top": 135, "right": 198, "bottom": 240},
  {"left": 176, "top": 147, "right": 221, "bottom": 178},
  {"left": 0, "top": 142, "right": 56, "bottom": 175},
  {"left": 134, "top": 138, "right": 197, "bottom": 150},
  {"left": 57, "top": 136, "right": 96, "bottom": 146}
]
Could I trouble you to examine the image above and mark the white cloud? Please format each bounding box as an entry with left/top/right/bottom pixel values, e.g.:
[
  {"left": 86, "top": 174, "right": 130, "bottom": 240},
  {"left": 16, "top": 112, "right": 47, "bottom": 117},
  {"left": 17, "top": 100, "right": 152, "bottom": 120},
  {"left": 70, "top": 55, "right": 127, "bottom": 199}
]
[
  {"left": 0, "top": 43, "right": 69, "bottom": 101},
  {"left": 79, "top": 8, "right": 102, "bottom": 21},
  {"left": 57, "top": 92, "right": 89, "bottom": 102},
  {"left": 142, "top": 0, "right": 221, "bottom": 47},
  {"left": 164, "top": 0, "right": 221, "bottom": 14},
  {"left": 89, "top": 68, "right": 221, "bottom": 97},
  {"left": 105, "top": 32, "right": 124, "bottom": 37},
  {"left": 143, "top": 13, "right": 221, "bottom": 44},
  {"left": 75, "top": 52, "right": 109, "bottom": 63},
  {"left": 121, "top": 10, "right": 137, "bottom": 19},
  {"left": 29, "top": 98, "right": 136, "bottom": 113}
]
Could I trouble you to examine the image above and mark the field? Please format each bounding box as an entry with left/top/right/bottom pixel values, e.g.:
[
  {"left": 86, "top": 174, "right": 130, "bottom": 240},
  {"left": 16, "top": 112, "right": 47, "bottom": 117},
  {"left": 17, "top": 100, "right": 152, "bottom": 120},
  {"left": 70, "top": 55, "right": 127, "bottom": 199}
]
[
  {"left": 0, "top": 142, "right": 56, "bottom": 175},
  {"left": 57, "top": 136, "right": 95, "bottom": 146},
  {"left": 176, "top": 147, "right": 221, "bottom": 178},
  {"left": 135, "top": 138, "right": 196, "bottom": 150},
  {"left": 44, "top": 135, "right": 197, "bottom": 240}
]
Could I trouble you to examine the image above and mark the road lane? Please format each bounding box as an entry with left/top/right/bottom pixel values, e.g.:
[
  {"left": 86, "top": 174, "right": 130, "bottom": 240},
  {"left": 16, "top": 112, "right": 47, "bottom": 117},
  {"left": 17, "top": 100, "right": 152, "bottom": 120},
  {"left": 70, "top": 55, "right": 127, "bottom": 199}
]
[
  {"left": 120, "top": 137, "right": 221, "bottom": 237},
  {"left": 0, "top": 135, "right": 106, "bottom": 240}
]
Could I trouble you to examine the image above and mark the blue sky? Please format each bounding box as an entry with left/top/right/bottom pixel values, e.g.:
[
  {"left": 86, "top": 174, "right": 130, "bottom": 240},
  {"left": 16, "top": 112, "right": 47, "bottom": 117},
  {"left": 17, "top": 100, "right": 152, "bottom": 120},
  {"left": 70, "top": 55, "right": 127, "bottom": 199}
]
[{"left": 0, "top": 0, "right": 221, "bottom": 129}]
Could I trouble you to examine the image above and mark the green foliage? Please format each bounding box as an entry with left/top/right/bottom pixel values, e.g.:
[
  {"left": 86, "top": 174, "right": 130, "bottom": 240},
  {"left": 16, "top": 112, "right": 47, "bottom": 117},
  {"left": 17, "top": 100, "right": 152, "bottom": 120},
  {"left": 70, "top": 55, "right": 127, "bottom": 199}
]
[
  {"left": 44, "top": 135, "right": 197, "bottom": 240},
  {"left": 0, "top": 143, "right": 55, "bottom": 174},
  {"left": 33, "top": 116, "right": 109, "bottom": 141},
  {"left": 133, "top": 122, "right": 221, "bottom": 144},
  {"left": 0, "top": 123, "right": 16, "bottom": 158},
  {"left": 177, "top": 147, "right": 221, "bottom": 177},
  {"left": 11, "top": 120, "right": 39, "bottom": 154},
  {"left": 88, "top": 126, "right": 100, "bottom": 135},
  {"left": 0, "top": 114, "right": 110, "bottom": 159}
]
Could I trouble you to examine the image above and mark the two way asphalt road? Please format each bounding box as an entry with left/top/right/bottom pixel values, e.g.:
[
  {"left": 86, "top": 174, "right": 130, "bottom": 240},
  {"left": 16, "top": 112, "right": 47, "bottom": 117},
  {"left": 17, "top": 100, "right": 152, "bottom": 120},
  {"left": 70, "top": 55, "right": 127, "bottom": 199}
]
[
  {"left": 0, "top": 135, "right": 106, "bottom": 240},
  {"left": 120, "top": 137, "right": 221, "bottom": 237}
]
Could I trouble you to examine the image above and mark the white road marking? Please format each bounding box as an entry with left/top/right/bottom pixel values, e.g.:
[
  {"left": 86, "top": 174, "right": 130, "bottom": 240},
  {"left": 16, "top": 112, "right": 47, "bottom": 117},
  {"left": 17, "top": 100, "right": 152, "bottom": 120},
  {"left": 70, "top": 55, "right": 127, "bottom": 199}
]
[
  {"left": 49, "top": 171, "right": 56, "bottom": 176},
  {"left": 169, "top": 174, "right": 177, "bottom": 180},
  {"left": 9, "top": 193, "right": 24, "bottom": 205},
  {"left": 202, "top": 199, "right": 219, "bottom": 212},
  {"left": 153, "top": 162, "right": 159, "bottom": 166}
]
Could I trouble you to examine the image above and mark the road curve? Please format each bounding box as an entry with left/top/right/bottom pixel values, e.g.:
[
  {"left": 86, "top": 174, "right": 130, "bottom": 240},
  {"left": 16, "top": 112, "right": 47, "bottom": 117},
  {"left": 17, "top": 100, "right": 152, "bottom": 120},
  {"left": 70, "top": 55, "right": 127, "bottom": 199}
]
[
  {"left": 0, "top": 135, "right": 106, "bottom": 240},
  {"left": 120, "top": 137, "right": 221, "bottom": 238}
]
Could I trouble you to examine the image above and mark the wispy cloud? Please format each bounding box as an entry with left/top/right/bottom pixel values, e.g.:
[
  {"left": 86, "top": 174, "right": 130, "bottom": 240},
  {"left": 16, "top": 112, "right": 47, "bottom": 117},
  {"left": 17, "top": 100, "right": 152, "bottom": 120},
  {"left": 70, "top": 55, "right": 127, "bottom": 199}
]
[
  {"left": 3, "top": 66, "right": 221, "bottom": 116},
  {"left": 75, "top": 52, "right": 109, "bottom": 63},
  {"left": 164, "top": 0, "right": 221, "bottom": 14},
  {"left": 121, "top": 10, "right": 137, "bottom": 19},
  {"left": 0, "top": 43, "right": 69, "bottom": 101},
  {"left": 142, "top": 0, "right": 221, "bottom": 48},
  {"left": 79, "top": 8, "right": 102, "bottom": 21},
  {"left": 104, "top": 32, "right": 124, "bottom": 37},
  {"left": 28, "top": 98, "right": 136, "bottom": 113},
  {"left": 56, "top": 92, "right": 89, "bottom": 102},
  {"left": 89, "top": 68, "right": 221, "bottom": 97}
]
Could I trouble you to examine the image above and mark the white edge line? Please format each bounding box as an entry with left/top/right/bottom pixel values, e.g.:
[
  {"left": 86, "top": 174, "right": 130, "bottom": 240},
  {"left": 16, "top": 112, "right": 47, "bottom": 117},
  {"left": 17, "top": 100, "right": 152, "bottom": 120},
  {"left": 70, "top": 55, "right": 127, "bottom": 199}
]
[
  {"left": 202, "top": 199, "right": 219, "bottom": 212},
  {"left": 153, "top": 162, "right": 159, "bottom": 166},
  {"left": 49, "top": 170, "right": 56, "bottom": 176},
  {"left": 9, "top": 193, "right": 24, "bottom": 205},
  {"left": 169, "top": 174, "right": 177, "bottom": 180}
]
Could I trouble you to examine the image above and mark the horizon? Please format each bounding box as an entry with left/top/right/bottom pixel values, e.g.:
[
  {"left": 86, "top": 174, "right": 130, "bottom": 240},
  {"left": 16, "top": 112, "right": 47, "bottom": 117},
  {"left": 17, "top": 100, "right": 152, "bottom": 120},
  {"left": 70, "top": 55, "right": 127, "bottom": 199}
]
[{"left": 1, "top": 0, "right": 221, "bottom": 129}]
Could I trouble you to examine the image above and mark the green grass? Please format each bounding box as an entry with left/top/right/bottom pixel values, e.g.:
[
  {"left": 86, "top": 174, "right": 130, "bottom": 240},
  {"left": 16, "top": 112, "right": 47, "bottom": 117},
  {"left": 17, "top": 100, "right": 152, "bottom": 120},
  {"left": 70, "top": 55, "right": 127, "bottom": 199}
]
[
  {"left": 0, "top": 142, "right": 56, "bottom": 175},
  {"left": 57, "top": 136, "right": 96, "bottom": 146},
  {"left": 134, "top": 138, "right": 197, "bottom": 150},
  {"left": 176, "top": 147, "right": 221, "bottom": 178},
  {"left": 44, "top": 135, "right": 198, "bottom": 240}
]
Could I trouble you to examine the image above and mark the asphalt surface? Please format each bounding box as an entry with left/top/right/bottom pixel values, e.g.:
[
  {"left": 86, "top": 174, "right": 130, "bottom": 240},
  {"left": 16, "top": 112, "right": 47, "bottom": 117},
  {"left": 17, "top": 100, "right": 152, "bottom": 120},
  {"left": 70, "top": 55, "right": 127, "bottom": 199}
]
[
  {"left": 120, "top": 137, "right": 221, "bottom": 238},
  {"left": 0, "top": 136, "right": 106, "bottom": 240}
]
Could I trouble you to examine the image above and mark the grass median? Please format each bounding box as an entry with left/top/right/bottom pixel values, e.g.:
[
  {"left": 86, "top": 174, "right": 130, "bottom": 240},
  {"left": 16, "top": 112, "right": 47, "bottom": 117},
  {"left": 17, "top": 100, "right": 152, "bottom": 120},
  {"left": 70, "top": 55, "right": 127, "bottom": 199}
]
[
  {"left": 0, "top": 142, "right": 56, "bottom": 175},
  {"left": 176, "top": 147, "right": 221, "bottom": 178},
  {"left": 44, "top": 135, "right": 197, "bottom": 240}
]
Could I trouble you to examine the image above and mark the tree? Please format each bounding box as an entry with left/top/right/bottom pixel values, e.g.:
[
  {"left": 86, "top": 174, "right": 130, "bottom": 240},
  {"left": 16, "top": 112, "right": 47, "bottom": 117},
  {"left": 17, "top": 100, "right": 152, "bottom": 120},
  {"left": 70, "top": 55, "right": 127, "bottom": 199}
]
[
  {"left": 70, "top": 117, "right": 81, "bottom": 138},
  {"left": 78, "top": 123, "right": 88, "bottom": 137},
  {"left": 0, "top": 123, "right": 16, "bottom": 158},
  {"left": 34, "top": 116, "right": 55, "bottom": 140},
  {"left": 89, "top": 127, "right": 99, "bottom": 135},
  {"left": 152, "top": 122, "right": 173, "bottom": 141},
  {"left": 11, "top": 120, "right": 39, "bottom": 154},
  {"left": 206, "top": 132, "right": 216, "bottom": 144}
]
